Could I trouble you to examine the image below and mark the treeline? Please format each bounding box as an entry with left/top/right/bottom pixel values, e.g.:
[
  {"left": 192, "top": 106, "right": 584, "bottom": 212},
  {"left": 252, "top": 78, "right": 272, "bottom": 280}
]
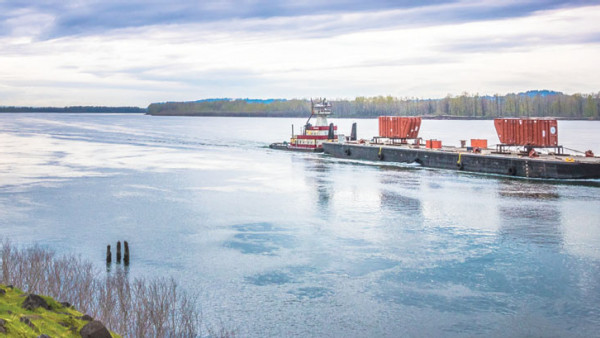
[
  {"left": 333, "top": 91, "right": 600, "bottom": 119},
  {"left": 147, "top": 91, "right": 600, "bottom": 119},
  {"left": 0, "top": 106, "right": 146, "bottom": 113},
  {"left": 147, "top": 99, "right": 309, "bottom": 116}
]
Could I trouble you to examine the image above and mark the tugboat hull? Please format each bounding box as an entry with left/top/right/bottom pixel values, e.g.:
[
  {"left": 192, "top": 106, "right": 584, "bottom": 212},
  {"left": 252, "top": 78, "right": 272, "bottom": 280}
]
[
  {"left": 322, "top": 143, "right": 600, "bottom": 179},
  {"left": 269, "top": 98, "right": 337, "bottom": 153},
  {"left": 269, "top": 143, "right": 324, "bottom": 152}
]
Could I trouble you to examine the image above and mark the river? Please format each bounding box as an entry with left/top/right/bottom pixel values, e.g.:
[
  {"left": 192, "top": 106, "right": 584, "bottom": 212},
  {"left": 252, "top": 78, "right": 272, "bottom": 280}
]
[{"left": 1, "top": 113, "right": 599, "bottom": 337}]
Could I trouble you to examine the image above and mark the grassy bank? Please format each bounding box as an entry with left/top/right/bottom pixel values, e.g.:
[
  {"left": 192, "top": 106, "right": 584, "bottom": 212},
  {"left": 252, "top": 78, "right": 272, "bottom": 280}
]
[
  {"left": 0, "top": 283, "right": 119, "bottom": 336},
  {"left": 1, "top": 240, "right": 208, "bottom": 337}
]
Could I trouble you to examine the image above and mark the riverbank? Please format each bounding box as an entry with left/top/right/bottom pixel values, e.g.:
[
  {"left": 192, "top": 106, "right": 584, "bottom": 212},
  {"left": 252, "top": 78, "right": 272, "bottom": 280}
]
[
  {"left": 1, "top": 241, "right": 204, "bottom": 337},
  {"left": 0, "top": 284, "right": 118, "bottom": 337}
]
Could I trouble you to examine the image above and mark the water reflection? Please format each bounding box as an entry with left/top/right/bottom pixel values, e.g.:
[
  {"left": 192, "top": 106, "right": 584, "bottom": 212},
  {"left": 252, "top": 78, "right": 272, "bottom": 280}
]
[
  {"left": 293, "top": 156, "right": 333, "bottom": 216},
  {"left": 106, "top": 262, "right": 130, "bottom": 276},
  {"left": 497, "top": 180, "right": 560, "bottom": 200},
  {"left": 499, "top": 205, "right": 563, "bottom": 247},
  {"left": 379, "top": 166, "right": 422, "bottom": 191},
  {"left": 224, "top": 222, "right": 296, "bottom": 256},
  {"left": 287, "top": 286, "right": 333, "bottom": 300},
  {"left": 380, "top": 190, "right": 422, "bottom": 217},
  {"left": 497, "top": 180, "right": 563, "bottom": 247},
  {"left": 298, "top": 156, "right": 333, "bottom": 213},
  {"left": 378, "top": 168, "right": 422, "bottom": 218}
]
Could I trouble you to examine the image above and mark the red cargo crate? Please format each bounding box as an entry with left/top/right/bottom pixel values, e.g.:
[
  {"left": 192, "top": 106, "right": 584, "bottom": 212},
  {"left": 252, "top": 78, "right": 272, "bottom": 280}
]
[
  {"left": 426, "top": 139, "right": 442, "bottom": 149},
  {"left": 470, "top": 139, "right": 488, "bottom": 148},
  {"left": 378, "top": 116, "right": 422, "bottom": 139},
  {"left": 494, "top": 118, "right": 558, "bottom": 147}
]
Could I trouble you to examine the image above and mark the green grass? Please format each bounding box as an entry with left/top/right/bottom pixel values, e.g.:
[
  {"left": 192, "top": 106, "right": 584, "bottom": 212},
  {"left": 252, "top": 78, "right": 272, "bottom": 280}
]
[{"left": 0, "top": 284, "right": 120, "bottom": 337}]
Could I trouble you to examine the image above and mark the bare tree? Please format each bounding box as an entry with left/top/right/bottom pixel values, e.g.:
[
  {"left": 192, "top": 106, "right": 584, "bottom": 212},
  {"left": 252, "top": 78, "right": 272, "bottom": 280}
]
[{"left": 0, "top": 240, "right": 204, "bottom": 337}]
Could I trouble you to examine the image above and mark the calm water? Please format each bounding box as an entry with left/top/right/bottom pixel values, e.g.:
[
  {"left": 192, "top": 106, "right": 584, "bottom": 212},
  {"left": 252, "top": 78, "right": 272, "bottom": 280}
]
[{"left": 1, "top": 113, "right": 600, "bottom": 337}]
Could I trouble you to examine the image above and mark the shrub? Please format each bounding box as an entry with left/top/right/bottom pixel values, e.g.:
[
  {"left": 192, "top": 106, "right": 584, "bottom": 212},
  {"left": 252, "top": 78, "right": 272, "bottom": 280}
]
[{"left": 1, "top": 239, "right": 202, "bottom": 337}]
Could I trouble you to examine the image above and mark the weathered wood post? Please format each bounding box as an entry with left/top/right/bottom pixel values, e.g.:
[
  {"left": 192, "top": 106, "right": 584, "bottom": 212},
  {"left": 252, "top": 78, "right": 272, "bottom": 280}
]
[
  {"left": 124, "top": 241, "right": 129, "bottom": 266},
  {"left": 116, "top": 241, "right": 121, "bottom": 263},
  {"left": 106, "top": 245, "right": 112, "bottom": 264}
]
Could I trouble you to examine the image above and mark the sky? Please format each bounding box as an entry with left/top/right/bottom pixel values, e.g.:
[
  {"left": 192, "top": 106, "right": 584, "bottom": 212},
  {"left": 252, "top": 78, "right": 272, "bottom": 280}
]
[{"left": 1, "top": 0, "right": 599, "bottom": 107}]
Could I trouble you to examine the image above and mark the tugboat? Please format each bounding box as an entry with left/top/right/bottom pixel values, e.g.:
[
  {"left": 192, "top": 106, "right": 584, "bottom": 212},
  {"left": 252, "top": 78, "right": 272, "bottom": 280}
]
[
  {"left": 270, "top": 98, "right": 341, "bottom": 152},
  {"left": 322, "top": 116, "right": 600, "bottom": 179}
]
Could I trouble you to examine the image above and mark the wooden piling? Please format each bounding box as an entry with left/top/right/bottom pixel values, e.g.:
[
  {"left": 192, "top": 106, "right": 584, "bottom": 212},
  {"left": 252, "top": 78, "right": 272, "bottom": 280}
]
[
  {"left": 106, "top": 245, "right": 112, "bottom": 264},
  {"left": 116, "top": 241, "right": 121, "bottom": 263},
  {"left": 124, "top": 241, "right": 129, "bottom": 265}
]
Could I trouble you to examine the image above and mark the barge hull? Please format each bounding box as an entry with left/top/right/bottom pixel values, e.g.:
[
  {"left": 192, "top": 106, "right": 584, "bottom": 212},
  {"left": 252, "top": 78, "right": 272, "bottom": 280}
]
[{"left": 322, "top": 143, "right": 600, "bottom": 179}]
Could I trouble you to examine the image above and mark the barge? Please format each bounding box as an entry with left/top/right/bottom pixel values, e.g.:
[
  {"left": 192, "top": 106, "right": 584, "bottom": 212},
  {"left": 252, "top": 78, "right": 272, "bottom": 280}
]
[
  {"left": 322, "top": 117, "right": 600, "bottom": 179},
  {"left": 270, "top": 98, "right": 348, "bottom": 152}
]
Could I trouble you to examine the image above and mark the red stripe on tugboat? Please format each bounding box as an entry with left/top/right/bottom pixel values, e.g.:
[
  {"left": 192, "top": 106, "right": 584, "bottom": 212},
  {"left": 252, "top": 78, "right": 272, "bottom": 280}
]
[
  {"left": 296, "top": 135, "right": 331, "bottom": 140},
  {"left": 307, "top": 126, "right": 338, "bottom": 131}
]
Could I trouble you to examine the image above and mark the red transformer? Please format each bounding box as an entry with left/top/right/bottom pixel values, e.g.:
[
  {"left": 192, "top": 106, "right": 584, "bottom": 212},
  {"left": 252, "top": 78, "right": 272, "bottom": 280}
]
[
  {"left": 494, "top": 118, "right": 558, "bottom": 147},
  {"left": 426, "top": 140, "right": 442, "bottom": 149},
  {"left": 378, "top": 116, "right": 422, "bottom": 139}
]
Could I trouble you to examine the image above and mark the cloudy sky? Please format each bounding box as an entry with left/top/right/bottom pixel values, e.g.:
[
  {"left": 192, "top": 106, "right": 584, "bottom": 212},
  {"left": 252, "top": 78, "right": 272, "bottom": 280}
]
[{"left": 1, "top": 0, "right": 599, "bottom": 107}]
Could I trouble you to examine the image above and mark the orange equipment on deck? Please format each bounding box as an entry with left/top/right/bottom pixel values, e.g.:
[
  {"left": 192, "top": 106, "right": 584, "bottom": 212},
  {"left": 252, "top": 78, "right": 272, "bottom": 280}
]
[
  {"left": 470, "top": 139, "right": 488, "bottom": 149},
  {"left": 426, "top": 140, "right": 442, "bottom": 149}
]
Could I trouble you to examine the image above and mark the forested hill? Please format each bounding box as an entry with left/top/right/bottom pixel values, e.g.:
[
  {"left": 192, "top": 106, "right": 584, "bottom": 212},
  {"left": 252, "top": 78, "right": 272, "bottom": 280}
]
[
  {"left": 147, "top": 91, "right": 600, "bottom": 119},
  {"left": 147, "top": 99, "right": 309, "bottom": 117}
]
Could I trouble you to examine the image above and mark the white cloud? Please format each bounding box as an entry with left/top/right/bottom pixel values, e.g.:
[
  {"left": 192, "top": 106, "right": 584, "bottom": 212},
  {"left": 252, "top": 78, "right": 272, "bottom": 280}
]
[{"left": 0, "top": 5, "right": 599, "bottom": 106}]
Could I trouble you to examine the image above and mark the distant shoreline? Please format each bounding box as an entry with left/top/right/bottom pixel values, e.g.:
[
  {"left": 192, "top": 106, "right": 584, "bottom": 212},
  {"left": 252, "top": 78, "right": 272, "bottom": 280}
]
[
  {"left": 144, "top": 112, "right": 598, "bottom": 121},
  {"left": 0, "top": 107, "right": 145, "bottom": 113},
  {"left": 0, "top": 111, "right": 145, "bottom": 114},
  {"left": 1, "top": 110, "right": 596, "bottom": 121}
]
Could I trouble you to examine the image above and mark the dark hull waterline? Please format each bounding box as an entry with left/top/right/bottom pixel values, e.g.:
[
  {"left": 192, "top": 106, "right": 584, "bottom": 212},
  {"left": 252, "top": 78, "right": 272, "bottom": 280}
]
[
  {"left": 322, "top": 142, "right": 600, "bottom": 180},
  {"left": 269, "top": 143, "right": 324, "bottom": 153}
]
